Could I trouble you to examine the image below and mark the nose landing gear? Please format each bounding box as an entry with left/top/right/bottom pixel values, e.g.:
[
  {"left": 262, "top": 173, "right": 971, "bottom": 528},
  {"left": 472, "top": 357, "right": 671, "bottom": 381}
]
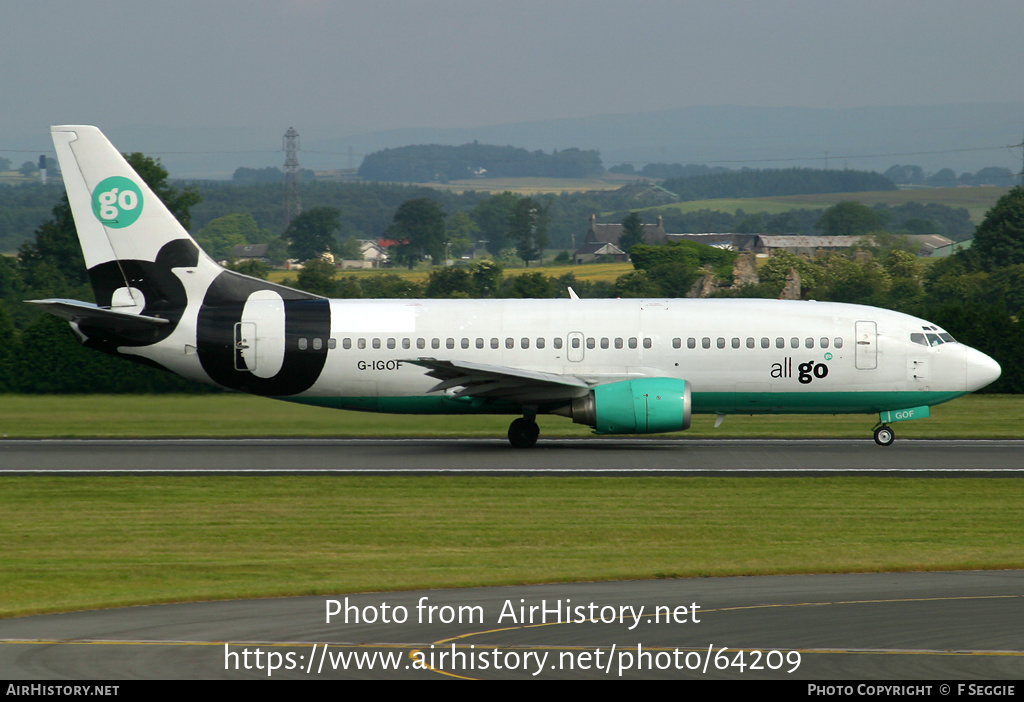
[{"left": 873, "top": 424, "right": 895, "bottom": 446}]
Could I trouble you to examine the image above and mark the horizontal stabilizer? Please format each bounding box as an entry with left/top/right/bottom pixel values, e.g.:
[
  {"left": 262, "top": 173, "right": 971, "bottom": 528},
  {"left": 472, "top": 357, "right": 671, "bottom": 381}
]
[{"left": 27, "top": 299, "right": 170, "bottom": 332}]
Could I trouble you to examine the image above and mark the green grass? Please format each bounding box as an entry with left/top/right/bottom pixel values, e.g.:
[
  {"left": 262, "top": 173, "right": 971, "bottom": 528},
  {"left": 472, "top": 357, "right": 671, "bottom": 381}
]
[
  {"left": 646, "top": 187, "right": 1012, "bottom": 224},
  {"left": 2, "top": 393, "right": 1021, "bottom": 619},
  {"left": 0, "top": 393, "right": 1020, "bottom": 439},
  {"left": 2, "top": 475, "right": 1023, "bottom": 617}
]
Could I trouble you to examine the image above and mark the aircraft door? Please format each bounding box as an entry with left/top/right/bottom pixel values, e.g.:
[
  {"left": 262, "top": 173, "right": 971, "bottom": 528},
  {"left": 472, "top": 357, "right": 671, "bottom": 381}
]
[
  {"left": 234, "top": 322, "right": 256, "bottom": 371},
  {"left": 567, "top": 332, "right": 585, "bottom": 362},
  {"left": 855, "top": 321, "right": 877, "bottom": 370}
]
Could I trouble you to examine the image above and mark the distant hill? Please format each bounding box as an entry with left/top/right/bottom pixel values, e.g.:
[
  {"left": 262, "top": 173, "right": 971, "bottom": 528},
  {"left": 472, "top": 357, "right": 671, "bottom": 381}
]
[{"left": 358, "top": 143, "right": 603, "bottom": 183}]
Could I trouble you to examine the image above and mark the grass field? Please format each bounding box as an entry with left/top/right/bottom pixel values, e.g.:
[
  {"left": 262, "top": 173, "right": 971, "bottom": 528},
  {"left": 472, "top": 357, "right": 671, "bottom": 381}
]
[
  {"left": 266, "top": 261, "right": 635, "bottom": 286},
  {"left": 649, "top": 186, "right": 1011, "bottom": 223},
  {"left": 0, "top": 393, "right": 1020, "bottom": 439},
  {"left": 2, "top": 393, "right": 1021, "bottom": 619},
  {"left": 2, "top": 475, "right": 1023, "bottom": 617}
]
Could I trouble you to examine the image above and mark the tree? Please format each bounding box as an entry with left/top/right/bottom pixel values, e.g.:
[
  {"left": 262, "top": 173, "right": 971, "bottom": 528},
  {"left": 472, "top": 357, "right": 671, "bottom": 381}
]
[
  {"left": 295, "top": 258, "right": 338, "bottom": 296},
  {"left": 969, "top": 187, "right": 1024, "bottom": 270},
  {"left": 388, "top": 198, "right": 446, "bottom": 268},
  {"left": 619, "top": 212, "right": 645, "bottom": 253},
  {"left": 446, "top": 211, "right": 479, "bottom": 259},
  {"left": 508, "top": 198, "right": 548, "bottom": 267},
  {"left": 471, "top": 192, "right": 520, "bottom": 255},
  {"left": 195, "top": 212, "right": 268, "bottom": 260},
  {"left": 814, "top": 201, "right": 881, "bottom": 238},
  {"left": 285, "top": 207, "right": 341, "bottom": 262},
  {"left": 335, "top": 236, "right": 364, "bottom": 261},
  {"left": 123, "top": 153, "right": 201, "bottom": 229}
]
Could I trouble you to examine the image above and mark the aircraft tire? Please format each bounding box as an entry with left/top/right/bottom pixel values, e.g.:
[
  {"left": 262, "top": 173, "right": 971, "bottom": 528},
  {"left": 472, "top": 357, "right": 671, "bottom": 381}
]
[
  {"left": 874, "top": 425, "right": 895, "bottom": 446},
  {"left": 508, "top": 418, "right": 539, "bottom": 448}
]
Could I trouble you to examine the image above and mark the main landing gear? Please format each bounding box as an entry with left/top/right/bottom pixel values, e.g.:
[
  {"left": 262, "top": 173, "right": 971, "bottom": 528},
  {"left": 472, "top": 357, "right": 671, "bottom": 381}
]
[
  {"left": 873, "top": 423, "right": 895, "bottom": 447},
  {"left": 508, "top": 416, "right": 540, "bottom": 448}
]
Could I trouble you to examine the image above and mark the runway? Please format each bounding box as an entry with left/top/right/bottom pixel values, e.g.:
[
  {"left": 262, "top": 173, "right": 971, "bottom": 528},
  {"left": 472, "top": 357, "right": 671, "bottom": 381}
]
[
  {"left": 1, "top": 571, "right": 1021, "bottom": 680},
  {"left": 3, "top": 439, "right": 1021, "bottom": 680},
  {"left": 2, "top": 438, "right": 1024, "bottom": 475}
]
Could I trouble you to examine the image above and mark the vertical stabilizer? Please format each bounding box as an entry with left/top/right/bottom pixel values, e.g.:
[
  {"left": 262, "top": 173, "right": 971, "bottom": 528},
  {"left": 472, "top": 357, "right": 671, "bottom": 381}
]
[{"left": 50, "top": 125, "right": 220, "bottom": 311}]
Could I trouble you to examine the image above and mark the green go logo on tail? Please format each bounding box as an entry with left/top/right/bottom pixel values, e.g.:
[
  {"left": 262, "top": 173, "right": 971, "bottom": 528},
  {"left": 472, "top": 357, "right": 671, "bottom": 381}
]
[{"left": 91, "top": 176, "right": 143, "bottom": 228}]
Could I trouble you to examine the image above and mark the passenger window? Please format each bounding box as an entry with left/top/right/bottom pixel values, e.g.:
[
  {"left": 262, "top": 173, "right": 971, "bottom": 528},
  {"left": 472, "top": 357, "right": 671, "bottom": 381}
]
[
  {"left": 761, "top": 337, "right": 770, "bottom": 349},
  {"left": 536, "top": 338, "right": 545, "bottom": 349},
  {"left": 461, "top": 338, "right": 469, "bottom": 349},
  {"left": 643, "top": 338, "right": 652, "bottom": 349},
  {"left": 431, "top": 338, "right": 440, "bottom": 349},
  {"left": 372, "top": 338, "right": 381, "bottom": 349},
  {"left": 491, "top": 338, "right": 499, "bottom": 349},
  {"left": 732, "top": 337, "right": 740, "bottom": 349},
  {"left": 673, "top": 338, "right": 682, "bottom": 349},
  {"left": 298, "top": 338, "right": 308, "bottom": 350},
  {"left": 790, "top": 337, "right": 799, "bottom": 348},
  {"left": 805, "top": 338, "right": 814, "bottom": 349},
  {"left": 776, "top": 338, "right": 785, "bottom": 349},
  {"left": 343, "top": 338, "right": 352, "bottom": 350},
  {"left": 417, "top": 338, "right": 426, "bottom": 349},
  {"left": 358, "top": 338, "right": 367, "bottom": 350},
  {"left": 702, "top": 337, "right": 710, "bottom": 349},
  {"left": 476, "top": 338, "right": 484, "bottom": 349},
  {"left": 687, "top": 338, "right": 696, "bottom": 349},
  {"left": 386, "top": 338, "right": 395, "bottom": 350},
  {"left": 820, "top": 337, "right": 829, "bottom": 349},
  {"left": 746, "top": 338, "right": 755, "bottom": 349},
  {"left": 629, "top": 337, "right": 638, "bottom": 349},
  {"left": 834, "top": 338, "right": 844, "bottom": 349},
  {"left": 521, "top": 338, "right": 530, "bottom": 349},
  {"left": 553, "top": 338, "right": 563, "bottom": 349},
  {"left": 328, "top": 338, "right": 337, "bottom": 350},
  {"left": 446, "top": 338, "right": 455, "bottom": 349},
  {"left": 402, "top": 338, "right": 410, "bottom": 350},
  {"left": 601, "top": 338, "right": 610, "bottom": 349},
  {"left": 717, "top": 338, "right": 726, "bottom": 349},
  {"left": 586, "top": 337, "right": 595, "bottom": 349},
  {"left": 313, "top": 338, "right": 323, "bottom": 350}
]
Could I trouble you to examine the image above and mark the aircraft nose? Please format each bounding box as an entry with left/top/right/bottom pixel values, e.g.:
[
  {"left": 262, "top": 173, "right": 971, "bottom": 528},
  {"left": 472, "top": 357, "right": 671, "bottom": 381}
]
[{"left": 964, "top": 346, "right": 1001, "bottom": 391}]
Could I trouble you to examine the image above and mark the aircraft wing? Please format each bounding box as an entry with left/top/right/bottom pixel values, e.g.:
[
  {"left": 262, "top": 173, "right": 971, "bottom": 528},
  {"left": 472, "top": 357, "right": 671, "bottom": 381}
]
[{"left": 402, "top": 357, "right": 591, "bottom": 404}]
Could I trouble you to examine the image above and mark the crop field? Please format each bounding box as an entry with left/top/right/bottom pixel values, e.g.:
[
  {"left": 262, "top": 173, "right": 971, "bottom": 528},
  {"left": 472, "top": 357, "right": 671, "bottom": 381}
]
[
  {"left": 425, "top": 176, "right": 626, "bottom": 194},
  {"left": 266, "top": 261, "right": 634, "bottom": 286},
  {"left": 648, "top": 186, "right": 1011, "bottom": 223}
]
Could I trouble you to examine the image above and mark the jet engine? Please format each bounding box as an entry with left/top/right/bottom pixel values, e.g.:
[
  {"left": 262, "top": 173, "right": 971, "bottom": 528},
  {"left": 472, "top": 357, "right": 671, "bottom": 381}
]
[{"left": 560, "top": 378, "right": 691, "bottom": 434}]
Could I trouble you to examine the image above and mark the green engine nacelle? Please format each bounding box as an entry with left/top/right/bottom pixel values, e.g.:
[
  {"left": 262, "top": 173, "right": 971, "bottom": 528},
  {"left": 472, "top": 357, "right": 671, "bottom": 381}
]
[{"left": 567, "top": 378, "right": 692, "bottom": 435}]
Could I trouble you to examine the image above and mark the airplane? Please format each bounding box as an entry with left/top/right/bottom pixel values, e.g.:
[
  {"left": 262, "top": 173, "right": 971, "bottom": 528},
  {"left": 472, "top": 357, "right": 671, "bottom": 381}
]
[{"left": 30, "top": 125, "right": 1001, "bottom": 448}]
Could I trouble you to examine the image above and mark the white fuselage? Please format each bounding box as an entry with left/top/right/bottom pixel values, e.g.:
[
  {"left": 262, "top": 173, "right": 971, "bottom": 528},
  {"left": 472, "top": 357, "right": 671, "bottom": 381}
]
[{"left": 139, "top": 296, "right": 999, "bottom": 417}]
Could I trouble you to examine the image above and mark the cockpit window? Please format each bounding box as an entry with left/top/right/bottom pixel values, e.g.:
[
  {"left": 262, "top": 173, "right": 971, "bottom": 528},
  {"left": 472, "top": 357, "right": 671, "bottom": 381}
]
[{"left": 913, "top": 329, "right": 957, "bottom": 346}]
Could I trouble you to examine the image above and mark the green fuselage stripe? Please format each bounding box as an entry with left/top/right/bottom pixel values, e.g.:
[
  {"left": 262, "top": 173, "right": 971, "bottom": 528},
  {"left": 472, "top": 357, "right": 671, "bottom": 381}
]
[{"left": 281, "top": 390, "right": 967, "bottom": 417}]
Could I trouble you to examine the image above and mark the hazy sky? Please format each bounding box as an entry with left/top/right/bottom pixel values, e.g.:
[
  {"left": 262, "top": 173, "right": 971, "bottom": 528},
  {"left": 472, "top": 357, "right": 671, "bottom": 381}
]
[{"left": 3, "top": 0, "right": 1023, "bottom": 143}]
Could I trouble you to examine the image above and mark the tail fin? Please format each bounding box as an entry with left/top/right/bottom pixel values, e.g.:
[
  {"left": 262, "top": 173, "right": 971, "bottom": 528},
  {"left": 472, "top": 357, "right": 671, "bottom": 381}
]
[
  {"left": 50, "top": 125, "right": 220, "bottom": 312},
  {"left": 42, "top": 126, "right": 329, "bottom": 396}
]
